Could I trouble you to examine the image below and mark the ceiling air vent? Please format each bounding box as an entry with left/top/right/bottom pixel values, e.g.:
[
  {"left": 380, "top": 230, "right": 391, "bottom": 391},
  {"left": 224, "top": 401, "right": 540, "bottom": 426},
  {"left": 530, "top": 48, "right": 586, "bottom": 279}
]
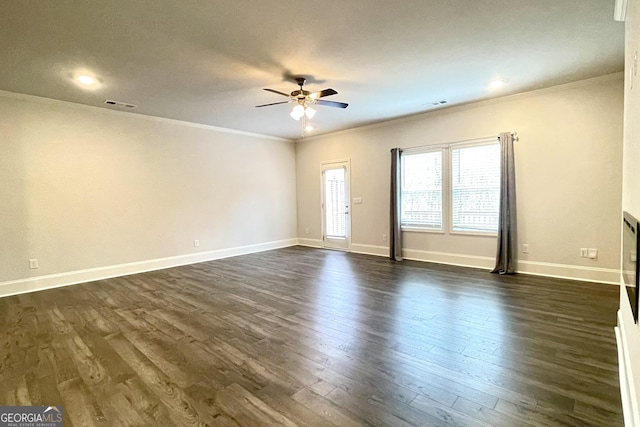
[{"left": 104, "top": 99, "right": 137, "bottom": 109}]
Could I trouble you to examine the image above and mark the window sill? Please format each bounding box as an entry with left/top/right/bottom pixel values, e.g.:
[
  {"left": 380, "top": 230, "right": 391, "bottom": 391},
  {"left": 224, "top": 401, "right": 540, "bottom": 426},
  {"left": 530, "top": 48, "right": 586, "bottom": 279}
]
[
  {"left": 401, "top": 227, "right": 445, "bottom": 234},
  {"left": 400, "top": 227, "right": 497, "bottom": 237},
  {"left": 449, "top": 230, "right": 498, "bottom": 237}
]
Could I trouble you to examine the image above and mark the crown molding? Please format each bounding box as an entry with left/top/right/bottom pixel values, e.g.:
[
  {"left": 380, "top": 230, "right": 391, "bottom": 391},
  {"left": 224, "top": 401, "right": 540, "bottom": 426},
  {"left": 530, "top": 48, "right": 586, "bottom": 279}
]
[{"left": 0, "top": 89, "right": 293, "bottom": 143}]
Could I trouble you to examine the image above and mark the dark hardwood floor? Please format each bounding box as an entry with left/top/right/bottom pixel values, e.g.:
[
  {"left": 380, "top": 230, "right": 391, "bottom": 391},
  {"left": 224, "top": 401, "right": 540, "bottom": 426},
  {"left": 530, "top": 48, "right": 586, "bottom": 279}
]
[{"left": 0, "top": 246, "right": 623, "bottom": 426}]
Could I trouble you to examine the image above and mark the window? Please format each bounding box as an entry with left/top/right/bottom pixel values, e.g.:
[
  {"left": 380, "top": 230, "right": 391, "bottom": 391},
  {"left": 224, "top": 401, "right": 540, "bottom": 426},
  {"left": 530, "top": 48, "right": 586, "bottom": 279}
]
[
  {"left": 401, "top": 150, "right": 442, "bottom": 230},
  {"left": 451, "top": 144, "right": 500, "bottom": 232},
  {"left": 400, "top": 140, "right": 500, "bottom": 234}
]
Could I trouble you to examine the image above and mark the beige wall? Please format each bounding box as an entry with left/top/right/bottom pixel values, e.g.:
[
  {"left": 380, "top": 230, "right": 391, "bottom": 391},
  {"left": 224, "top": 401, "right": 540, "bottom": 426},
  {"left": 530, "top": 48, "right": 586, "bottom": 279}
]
[
  {"left": 296, "top": 74, "right": 623, "bottom": 282},
  {"left": 619, "top": 0, "right": 640, "bottom": 424},
  {"left": 0, "top": 92, "right": 297, "bottom": 287}
]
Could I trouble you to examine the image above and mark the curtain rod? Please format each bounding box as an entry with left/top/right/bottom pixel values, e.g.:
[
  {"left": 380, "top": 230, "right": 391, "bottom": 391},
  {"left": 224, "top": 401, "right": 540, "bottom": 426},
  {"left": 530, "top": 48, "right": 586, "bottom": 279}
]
[
  {"left": 392, "top": 132, "right": 518, "bottom": 153},
  {"left": 502, "top": 132, "right": 519, "bottom": 142}
]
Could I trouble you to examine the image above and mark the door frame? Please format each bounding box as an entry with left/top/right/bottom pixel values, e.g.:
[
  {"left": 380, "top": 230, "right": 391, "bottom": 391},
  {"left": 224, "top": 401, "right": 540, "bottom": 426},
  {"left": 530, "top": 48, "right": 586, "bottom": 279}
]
[{"left": 321, "top": 158, "right": 351, "bottom": 251}]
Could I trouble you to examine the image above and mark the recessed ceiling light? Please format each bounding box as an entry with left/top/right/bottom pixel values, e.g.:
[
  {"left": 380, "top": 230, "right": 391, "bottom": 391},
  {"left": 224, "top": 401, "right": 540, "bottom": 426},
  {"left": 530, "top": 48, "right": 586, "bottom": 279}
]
[
  {"left": 77, "top": 75, "right": 95, "bottom": 85},
  {"left": 305, "top": 125, "right": 314, "bottom": 132},
  {"left": 489, "top": 79, "right": 506, "bottom": 89}
]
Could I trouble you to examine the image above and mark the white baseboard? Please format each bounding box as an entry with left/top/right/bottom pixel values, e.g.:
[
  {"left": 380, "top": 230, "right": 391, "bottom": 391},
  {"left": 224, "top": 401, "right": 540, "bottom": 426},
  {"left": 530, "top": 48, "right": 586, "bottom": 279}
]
[
  {"left": 517, "top": 260, "right": 619, "bottom": 285},
  {"left": 402, "top": 248, "right": 494, "bottom": 269},
  {"left": 402, "top": 249, "right": 618, "bottom": 283},
  {"left": 4, "top": 238, "right": 617, "bottom": 299},
  {"left": 298, "top": 242, "right": 619, "bottom": 284},
  {"left": 0, "top": 238, "right": 298, "bottom": 298},
  {"left": 297, "top": 238, "right": 322, "bottom": 248},
  {"left": 298, "top": 240, "right": 388, "bottom": 257},
  {"left": 351, "top": 243, "right": 388, "bottom": 257}
]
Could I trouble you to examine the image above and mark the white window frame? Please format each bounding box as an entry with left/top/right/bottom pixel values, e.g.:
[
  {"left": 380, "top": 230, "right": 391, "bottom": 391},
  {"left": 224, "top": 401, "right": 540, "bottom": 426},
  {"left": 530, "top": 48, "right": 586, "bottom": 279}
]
[
  {"left": 400, "top": 138, "right": 500, "bottom": 237},
  {"left": 400, "top": 146, "right": 446, "bottom": 232}
]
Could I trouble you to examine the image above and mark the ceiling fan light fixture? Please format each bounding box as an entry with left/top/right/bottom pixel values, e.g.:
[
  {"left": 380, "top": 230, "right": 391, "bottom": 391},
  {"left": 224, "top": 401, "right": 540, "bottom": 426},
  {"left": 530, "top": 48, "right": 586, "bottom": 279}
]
[
  {"left": 290, "top": 104, "right": 305, "bottom": 120},
  {"left": 260, "top": 78, "right": 347, "bottom": 122},
  {"left": 304, "top": 106, "right": 316, "bottom": 119}
]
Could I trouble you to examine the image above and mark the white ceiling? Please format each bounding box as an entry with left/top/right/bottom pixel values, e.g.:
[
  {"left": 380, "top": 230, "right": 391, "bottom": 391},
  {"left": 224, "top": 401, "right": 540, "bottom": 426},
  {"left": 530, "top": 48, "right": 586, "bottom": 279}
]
[{"left": 0, "top": 1, "right": 624, "bottom": 140}]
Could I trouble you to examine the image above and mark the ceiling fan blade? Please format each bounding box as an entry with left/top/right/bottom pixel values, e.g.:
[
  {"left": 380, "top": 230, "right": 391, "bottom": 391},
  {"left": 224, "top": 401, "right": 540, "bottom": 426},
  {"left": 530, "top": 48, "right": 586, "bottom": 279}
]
[
  {"left": 263, "top": 88, "right": 291, "bottom": 97},
  {"left": 309, "top": 88, "right": 338, "bottom": 99},
  {"left": 315, "top": 99, "right": 348, "bottom": 109},
  {"left": 255, "top": 101, "right": 290, "bottom": 108}
]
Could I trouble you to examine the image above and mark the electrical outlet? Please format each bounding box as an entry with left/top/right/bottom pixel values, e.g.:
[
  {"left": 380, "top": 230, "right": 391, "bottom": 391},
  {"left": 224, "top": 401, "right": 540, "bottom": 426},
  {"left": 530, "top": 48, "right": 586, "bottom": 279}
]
[
  {"left": 580, "top": 248, "right": 588, "bottom": 258},
  {"left": 305, "top": 228, "right": 309, "bottom": 235},
  {"left": 382, "top": 234, "right": 388, "bottom": 242},
  {"left": 522, "top": 243, "right": 529, "bottom": 254},
  {"left": 588, "top": 248, "right": 598, "bottom": 260},
  {"left": 194, "top": 240, "right": 200, "bottom": 247},
  {"left": 29, "top": 259, "right": 39, "bottom": 269}
]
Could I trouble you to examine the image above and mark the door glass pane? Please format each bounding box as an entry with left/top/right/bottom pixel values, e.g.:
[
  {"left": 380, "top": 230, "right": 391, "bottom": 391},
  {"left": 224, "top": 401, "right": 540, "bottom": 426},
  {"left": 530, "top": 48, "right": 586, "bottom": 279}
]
[{"left": 324, "top": 168, "right": 346, "bottom": 238}]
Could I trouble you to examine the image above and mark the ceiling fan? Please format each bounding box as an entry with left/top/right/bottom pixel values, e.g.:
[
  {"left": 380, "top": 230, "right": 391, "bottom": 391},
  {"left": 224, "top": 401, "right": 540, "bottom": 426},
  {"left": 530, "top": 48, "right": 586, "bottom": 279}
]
[{"left": 256, "top": 77, "right": 348, "bottom": 121}]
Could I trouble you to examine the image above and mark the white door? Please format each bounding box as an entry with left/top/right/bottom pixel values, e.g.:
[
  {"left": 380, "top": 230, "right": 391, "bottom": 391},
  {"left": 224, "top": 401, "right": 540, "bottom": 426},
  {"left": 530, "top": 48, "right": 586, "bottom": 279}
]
[{"left": 322, "top": 161, "right": 350, "bottom": 251}]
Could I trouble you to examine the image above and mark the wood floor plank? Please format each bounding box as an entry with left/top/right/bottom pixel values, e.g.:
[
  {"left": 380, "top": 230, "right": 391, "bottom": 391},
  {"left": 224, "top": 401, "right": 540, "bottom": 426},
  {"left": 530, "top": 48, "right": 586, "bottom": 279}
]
[
  {"left": 291, "top": 387, "right": 363, "bottom": 427},
  {"left": 0, "top": 246, "right": 624, "bottom": 426},
  {"left": 105, "top": 332, "right": 214, "bottom": 426},
  {"left": 451, "top": 396, "right": 524, "bottom": 427},
  {"left": 218, "top": 383, "right": 298, "bottom": 427},
  {"left": 255, "top": 383, "right": 336, "bottom": 427}
]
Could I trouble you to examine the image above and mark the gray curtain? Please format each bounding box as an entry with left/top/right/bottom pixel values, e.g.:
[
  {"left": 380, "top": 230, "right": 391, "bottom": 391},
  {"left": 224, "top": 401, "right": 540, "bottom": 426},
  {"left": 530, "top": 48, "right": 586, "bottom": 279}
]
[
  {"left": 390, "top": 148, "right": 403, "bottom": 261},
  {"left": 492, "top": 132, "right": 517, "bottom": 274}
]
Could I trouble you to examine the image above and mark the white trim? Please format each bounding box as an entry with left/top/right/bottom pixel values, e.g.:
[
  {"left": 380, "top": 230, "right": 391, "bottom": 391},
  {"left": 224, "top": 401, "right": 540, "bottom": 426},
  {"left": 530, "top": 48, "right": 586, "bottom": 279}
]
[
  {"left": 321, "top": 159, "right": 352, "bottom": 251},
  {"left": 616, "top": 317, "right": 636, "bottom": 427},
  {"left": 402, "top": 144, "right": 447, "bottom": 155},
  {"left": 401, "top": 227, "right": 446, "bottom": 234},
  {"left": 351, "top": 243, "right": 388, "bottom": 257},
  {"left": 516, "top": 260, "right": 619, "bottom": 285},
  {"left": 0, "top": 89, "right": 291, "bottom": 142},
  {"left": 298, "top": 240, "right": 388, "bottom": 257},
  {"left": 297, "top": 238, "right": 323, "bottom": 248},
  {"left": 617, "top": 304, "right": 640, "bottom": 427},
  {"left": 401, "top": 140, "right": 501, "bottom": 237},
  {"left": 614, "top": 0, "right": 628, "bottom": 21},
  {"left": 403, "top": 136, "right": 498, "bottom": 154},
  {"left": 294, "top": 243, "right": 619, "bottom": 284},
  {"left": 448, "top": 141, "right": 500, "bottom": 235},
  {"left": 448, "top": 137, "right": 500, "bottom": 150},
  {"left": 0, "top": 238, "right": 298, "bottom": 298},
  {"left": 401, "top": 149, "right": 446, "bottom": 232},
  {"left": 320, "top": 158, "right": 351, "bottom": 168},
  {"left": 403, "top": 249, "right": 495, "bottom": 269},
  {"left": 449, "top": 230, "right": 498, "bottom": 237},
  {"left": 296, "top": 72, "right": 624, "bottom": 143},
  {"left": 399, "top": 248, "right": 619, "bottom": 284}
]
